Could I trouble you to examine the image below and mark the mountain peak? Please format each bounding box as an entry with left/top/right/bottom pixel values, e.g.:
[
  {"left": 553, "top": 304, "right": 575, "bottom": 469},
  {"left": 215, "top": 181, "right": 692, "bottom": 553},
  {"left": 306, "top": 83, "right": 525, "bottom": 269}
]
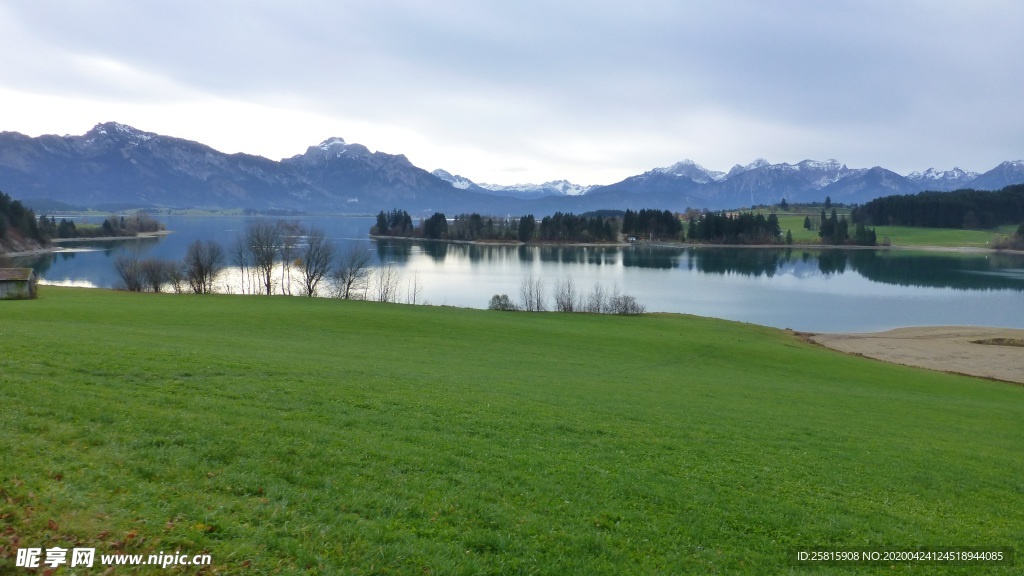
[
  {"left": 317, "top": 137, "right": 347, "bottom": 150},
  {"left": 654, "top": 159, "right": 726, "bottom": 183},
  {"left": 86, "top": 122, "right": 155, "bottom": 143}
]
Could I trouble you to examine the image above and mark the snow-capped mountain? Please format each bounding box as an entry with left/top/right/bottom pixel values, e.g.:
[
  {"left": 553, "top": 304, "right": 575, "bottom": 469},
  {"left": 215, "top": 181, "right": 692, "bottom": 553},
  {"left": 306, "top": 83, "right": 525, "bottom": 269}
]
[
  {"left": 431, "top": 169, "right": 480, "bottom": 191},
  {"left": 905, "top": 167, "right": 979, "bottom": 191},
  {"left": 0, "top": 122, "right": 1021, "bottom": 214},
  {"left": 0, "top": 122, "right": 512, "bottom": 213},
  {"left": 967, "top": 160, "right": 1024, "bottom": 191},
  {"left": 431, "top": 170, "right": 595, "bottom": 199},
  {"left": 653, "top": 159, "right": 727, "bottom": 184}
]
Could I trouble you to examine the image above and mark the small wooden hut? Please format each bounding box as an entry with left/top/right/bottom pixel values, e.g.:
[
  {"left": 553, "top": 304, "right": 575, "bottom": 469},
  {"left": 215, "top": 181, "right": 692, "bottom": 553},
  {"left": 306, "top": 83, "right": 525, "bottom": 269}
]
[{"left": 0, "top": 268, "right": 38, "bottom": 300}]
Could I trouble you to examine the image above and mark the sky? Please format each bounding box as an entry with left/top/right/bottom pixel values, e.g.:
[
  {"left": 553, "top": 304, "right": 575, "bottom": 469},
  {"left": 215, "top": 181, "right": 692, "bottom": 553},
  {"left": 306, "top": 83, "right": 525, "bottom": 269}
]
[{"left": 1, "top": 1, "right": 1022, "bottom": 186}]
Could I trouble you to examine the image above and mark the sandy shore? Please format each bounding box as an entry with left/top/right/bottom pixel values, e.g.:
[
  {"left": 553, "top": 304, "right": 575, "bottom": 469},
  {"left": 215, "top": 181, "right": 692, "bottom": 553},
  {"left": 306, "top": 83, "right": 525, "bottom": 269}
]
[{"left": 808, "top": 326, "right": 1024, "bottom": 385}]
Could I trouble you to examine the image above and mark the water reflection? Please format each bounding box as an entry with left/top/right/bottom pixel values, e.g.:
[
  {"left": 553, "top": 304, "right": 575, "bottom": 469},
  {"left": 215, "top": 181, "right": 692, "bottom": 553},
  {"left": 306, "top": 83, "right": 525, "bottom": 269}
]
[{"left": 9, "top": 214, "right": 1024, "bottom": 331}]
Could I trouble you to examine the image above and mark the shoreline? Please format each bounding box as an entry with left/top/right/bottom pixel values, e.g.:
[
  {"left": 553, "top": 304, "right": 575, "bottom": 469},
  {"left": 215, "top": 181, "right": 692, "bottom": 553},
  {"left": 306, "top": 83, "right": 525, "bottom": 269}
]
[
  {"left": 805, "top": 326, "right": 1024, "bottom": 385},
  {"left": 2, "top": 230, "right": 171, "bottom": 258},
  {"left": 369, "top": 234, "right": 1024, "bottom": 255}
]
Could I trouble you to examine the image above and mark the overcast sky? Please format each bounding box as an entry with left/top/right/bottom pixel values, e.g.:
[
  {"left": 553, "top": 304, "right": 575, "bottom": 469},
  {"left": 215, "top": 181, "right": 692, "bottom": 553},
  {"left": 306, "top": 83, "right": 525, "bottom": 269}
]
[{"left": 1, "top": 1, "right": 1021, "bottom": 185}]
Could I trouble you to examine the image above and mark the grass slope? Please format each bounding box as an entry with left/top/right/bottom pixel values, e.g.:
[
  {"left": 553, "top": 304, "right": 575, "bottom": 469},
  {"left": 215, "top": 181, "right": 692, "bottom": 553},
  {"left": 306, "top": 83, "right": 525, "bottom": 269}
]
[
  {"left": 2, "top": 288, "right": 1022, "bottom": 574},
  {"left": 776, "top": 214, "right": 1014, "bottom": 247}
]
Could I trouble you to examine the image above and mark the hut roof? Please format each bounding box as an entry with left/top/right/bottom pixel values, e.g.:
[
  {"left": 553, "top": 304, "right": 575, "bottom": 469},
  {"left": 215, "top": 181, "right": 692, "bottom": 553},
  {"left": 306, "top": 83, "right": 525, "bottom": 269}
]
[{"left": 0, "top": 268, "right": 35, "bottom": 281}]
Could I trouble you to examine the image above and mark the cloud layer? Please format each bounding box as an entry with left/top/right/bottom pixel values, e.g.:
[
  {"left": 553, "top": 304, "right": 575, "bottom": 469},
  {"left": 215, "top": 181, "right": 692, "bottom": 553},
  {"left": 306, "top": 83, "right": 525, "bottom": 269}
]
[{"left": 1, "top": 0, "right": 1021, "bottom": 184}]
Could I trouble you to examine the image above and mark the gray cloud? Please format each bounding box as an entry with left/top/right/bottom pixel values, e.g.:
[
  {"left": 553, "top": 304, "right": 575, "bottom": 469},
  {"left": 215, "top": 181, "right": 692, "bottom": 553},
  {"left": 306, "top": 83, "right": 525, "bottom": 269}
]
[{"left": 1, "top": 0, "right": 1021, "bottom": 183}]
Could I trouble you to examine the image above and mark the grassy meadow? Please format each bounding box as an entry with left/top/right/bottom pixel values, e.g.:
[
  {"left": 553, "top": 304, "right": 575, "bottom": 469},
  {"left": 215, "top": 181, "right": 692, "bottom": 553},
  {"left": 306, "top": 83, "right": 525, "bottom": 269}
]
[
  {"left": 2, "top": 288, "right": 1022, "bottom": 574},
  {"left": 773, "top": 213, "right": 1013, "bottom": 247}
]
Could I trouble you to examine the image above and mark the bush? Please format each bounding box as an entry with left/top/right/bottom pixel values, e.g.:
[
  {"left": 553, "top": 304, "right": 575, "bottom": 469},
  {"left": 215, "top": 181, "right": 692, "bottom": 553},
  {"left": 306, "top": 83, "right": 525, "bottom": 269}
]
[
  {"left": 488, "top": 294, "right": 517, "bottom": 311},
  {"left": 609, "top": 294, "right": 645, "bottom": 315}
]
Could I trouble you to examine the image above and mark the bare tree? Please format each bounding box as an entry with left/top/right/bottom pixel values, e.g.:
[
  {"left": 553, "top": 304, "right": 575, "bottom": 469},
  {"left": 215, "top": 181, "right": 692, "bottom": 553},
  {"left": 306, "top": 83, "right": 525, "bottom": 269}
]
[
  {"left": 332, "top": 242, "right": 372, "bottom": 300},
  {"left": 166, "top": 262, "right": 186, "bottom": 294},
  {"left": 139, "top": 258, "right": 173, "bottom": 293},
  {"left": 278, "top": 220, "right": 303, "bottom": 295},
  {"left": 114, "top": 253, "right": 144, "bottom": 292},
  {"left": 299, "top": 227, "right": 335, "bottom": 297},
  {"left": 608, "top": 284, "right": 645, "bottom": 315},
  {"left": 373, "top": 262, "right": 403, "bottom": 303},
  {"left": 406, "top": 271, "right": 423, "bottom": 305},
  {"left": 245, "top": 219, "right": 282, "bottom": 295},
  {"left": 230, "top": 235, "right": 250, "bottom": 295},
  {"left": 553, "top": 277, "right": 580, "bottom": 312},
  {"left": 585, "top": 282, "right": 608, "bottom": 313},
  {"left": 519, "top": 275, "right": 547, "bottom": 312},
  {"left": 184, "top": 239, "right": 226, "bottom": 294}
]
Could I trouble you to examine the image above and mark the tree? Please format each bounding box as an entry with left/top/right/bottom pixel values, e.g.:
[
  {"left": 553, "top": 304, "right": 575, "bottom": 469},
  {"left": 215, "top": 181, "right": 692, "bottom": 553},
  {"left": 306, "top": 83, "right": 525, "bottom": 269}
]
[
  {"left": 824, "top": 196, "right": 832, "bottom": 210},
  {"left": 488, "top": 294, "right": 517, "bottom": 310},
  {"left": 184, "top": 239, "right": 226, "bottom": 294},
  {"left": 278, "top": 220, "right": 303, "bottom": 295},
  {"left": 140, "top": 258, "right": 173, "bottom": 293},
  {"left": 585, "top": 282, "right": 608, "bottom": 313},
  {"left": 803, "top": 215, "right": 812, "bottom": 230},
  {"left": 779, "top": 198, "right": 789, "bottom": 211},
  {"left": 785, "top": 229, "right": 793, "bottom": 244},
  {"left": 373, "top": 262, "right": 402, "bottom": 303},
  {"left": 333, "top": 242, "right": 372, "bottom": 299},
  {"left": 553, "top": 277, "right": 580, "bottom": 312},
  {"left": 114, "top": 253, "right": 144, "bottom": 292},
  {"left": 245, "top": 219, "right": 282, "bottom": 295},
  {"left": 229, "top": 236, "right": 250, "bottom": 295},
  {"left": 423, "top": 213, "right": 448, "bottom": 239},
  {"left": 298, "top": 227, "right": 335, "bottom": 297},
  {"left": 519, "top": 275, "right": 546, "bottom": 312},
  {"left": 406, "top": 271, "right": 423, "bottom": 305},
  {"left": 517, "top": 214, "right": 536, "bottom": 242},
  {"left": 607, "top": 285, "right": 645, "bottom": 315}
]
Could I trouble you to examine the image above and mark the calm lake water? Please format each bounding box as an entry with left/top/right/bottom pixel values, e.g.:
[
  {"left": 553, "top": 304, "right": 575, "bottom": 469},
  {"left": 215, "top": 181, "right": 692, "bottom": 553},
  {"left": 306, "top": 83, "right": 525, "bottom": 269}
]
[{"left": 13, "top": 215, "right": 1024, "bottom": 333}]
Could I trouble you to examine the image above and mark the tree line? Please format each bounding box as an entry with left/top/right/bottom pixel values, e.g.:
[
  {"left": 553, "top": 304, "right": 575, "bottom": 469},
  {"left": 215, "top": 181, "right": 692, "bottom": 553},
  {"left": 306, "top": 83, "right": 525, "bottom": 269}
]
[
  {"left": 622, "top": 209, "right": 683, "bottom": 240},
  {"left": 377, "top": 209, "right": 619, "bottom": 243},
  {"left": 686, "top": 212, "right": 782, "bottom": 244},
  {"left": 806, "top": 209, "right": 877, "bottom": 245},
  {"left": 34, "top": 212, "right": 165, "bottom": 240},
  {"left": 114, "top": 219, "right": 423, "bottom": 303},
  {"left": 852, "top": 184, "right": 1024, "bottom": 229},
  {"left": 489, "top": 276, "right": 645, "bottom": 315}
]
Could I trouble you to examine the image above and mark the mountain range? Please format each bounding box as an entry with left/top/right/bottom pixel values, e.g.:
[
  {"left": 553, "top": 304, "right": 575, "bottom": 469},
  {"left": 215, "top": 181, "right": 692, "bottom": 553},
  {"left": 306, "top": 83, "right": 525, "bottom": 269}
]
[{"left": 1, "top": 122, "right": 1022, "bottom": 216}]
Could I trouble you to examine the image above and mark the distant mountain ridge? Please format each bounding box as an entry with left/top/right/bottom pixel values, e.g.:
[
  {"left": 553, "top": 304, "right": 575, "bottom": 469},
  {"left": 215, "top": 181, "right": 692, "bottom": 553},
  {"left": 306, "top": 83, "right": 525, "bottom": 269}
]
[{"left": 0, "top": 122, "right": 1021, "bottom": 215}]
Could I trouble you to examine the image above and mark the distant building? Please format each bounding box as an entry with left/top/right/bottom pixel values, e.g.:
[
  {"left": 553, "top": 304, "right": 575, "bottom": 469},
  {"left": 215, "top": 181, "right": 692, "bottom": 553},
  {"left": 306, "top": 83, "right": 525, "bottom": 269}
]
[{"left": 0, "top": 268, "right": 38, "bottom": 300}]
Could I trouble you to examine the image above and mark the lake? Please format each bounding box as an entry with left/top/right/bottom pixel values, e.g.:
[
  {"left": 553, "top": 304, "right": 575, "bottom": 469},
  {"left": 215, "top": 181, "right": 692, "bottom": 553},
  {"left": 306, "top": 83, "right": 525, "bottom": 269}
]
[{"left": 12, "top": 215, "right": 1024, "bottom": 333}]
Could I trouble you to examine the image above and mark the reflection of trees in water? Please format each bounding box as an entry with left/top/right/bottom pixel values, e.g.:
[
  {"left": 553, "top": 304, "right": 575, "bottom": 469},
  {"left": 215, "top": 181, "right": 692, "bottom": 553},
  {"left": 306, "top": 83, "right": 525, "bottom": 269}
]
[
  {"left": 374, "top": 240, "right": 413, "bottom": 263},
  {"left": 681, "top": 247, "right": 1024, "bottom": 291},
  {"left": 816, "top": 250, "right": 848, "bottom": 275},
  {"left": 686, "top": 248, "right": 796, "bottom": 277},
  {"left": 845, "top": 251, "right": 1024, "bottom": 291},
  {"left": 621, "top": 247, "right": 680, "bottom": 269},
  {"left": 416, "top": 241, "right": 449, "bottom": 262},
  {"left": 535, "top": 245, "right": 619, "bottom": 266}
]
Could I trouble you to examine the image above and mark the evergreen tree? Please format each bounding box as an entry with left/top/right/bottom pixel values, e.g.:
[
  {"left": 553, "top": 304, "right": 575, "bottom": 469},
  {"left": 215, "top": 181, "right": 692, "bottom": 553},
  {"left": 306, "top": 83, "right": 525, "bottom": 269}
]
[{"left": 518, "top": 214, "right": 536, "bottom": 242}]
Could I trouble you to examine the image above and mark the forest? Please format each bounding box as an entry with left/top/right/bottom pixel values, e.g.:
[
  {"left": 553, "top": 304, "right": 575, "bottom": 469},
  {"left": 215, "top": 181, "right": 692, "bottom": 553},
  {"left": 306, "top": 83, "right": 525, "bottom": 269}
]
[
  {"left": 376, "top": 210, "right": 619, "bottom": 243},
  {"left": 853, "top": 184, "right": 1024, "bottom": 228},
  {"left": 0, "top": 190, "right": 43, "bottom": 247}
]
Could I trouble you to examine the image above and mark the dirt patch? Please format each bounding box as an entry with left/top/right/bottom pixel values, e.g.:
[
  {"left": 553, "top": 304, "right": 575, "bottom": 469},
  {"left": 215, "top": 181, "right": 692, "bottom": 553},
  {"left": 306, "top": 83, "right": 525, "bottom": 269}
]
[{"left": 809, "top": 326, "right": 1024, "bottom": 385}]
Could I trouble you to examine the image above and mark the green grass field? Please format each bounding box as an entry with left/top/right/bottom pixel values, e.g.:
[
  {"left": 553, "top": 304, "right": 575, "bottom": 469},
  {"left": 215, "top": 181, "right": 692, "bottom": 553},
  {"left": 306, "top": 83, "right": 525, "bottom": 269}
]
[
  {"left": 773, "top": 213, "right": 1013, "bottom": 247},
  {"left": 2, "top": 288, "right": 1022, "bottom": 574}
]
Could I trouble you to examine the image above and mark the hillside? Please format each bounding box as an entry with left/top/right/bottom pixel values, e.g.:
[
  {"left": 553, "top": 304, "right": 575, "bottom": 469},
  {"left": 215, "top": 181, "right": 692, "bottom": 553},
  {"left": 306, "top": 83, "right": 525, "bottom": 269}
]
[{"left": 2, "top": 288, "right": 1021, "bottom": 573}]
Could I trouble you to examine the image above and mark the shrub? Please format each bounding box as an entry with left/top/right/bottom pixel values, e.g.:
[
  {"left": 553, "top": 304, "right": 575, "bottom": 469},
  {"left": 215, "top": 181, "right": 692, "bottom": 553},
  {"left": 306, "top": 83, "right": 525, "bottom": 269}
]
[{"left": 488, "top": 294, "right": 517, "bottom": 311}]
